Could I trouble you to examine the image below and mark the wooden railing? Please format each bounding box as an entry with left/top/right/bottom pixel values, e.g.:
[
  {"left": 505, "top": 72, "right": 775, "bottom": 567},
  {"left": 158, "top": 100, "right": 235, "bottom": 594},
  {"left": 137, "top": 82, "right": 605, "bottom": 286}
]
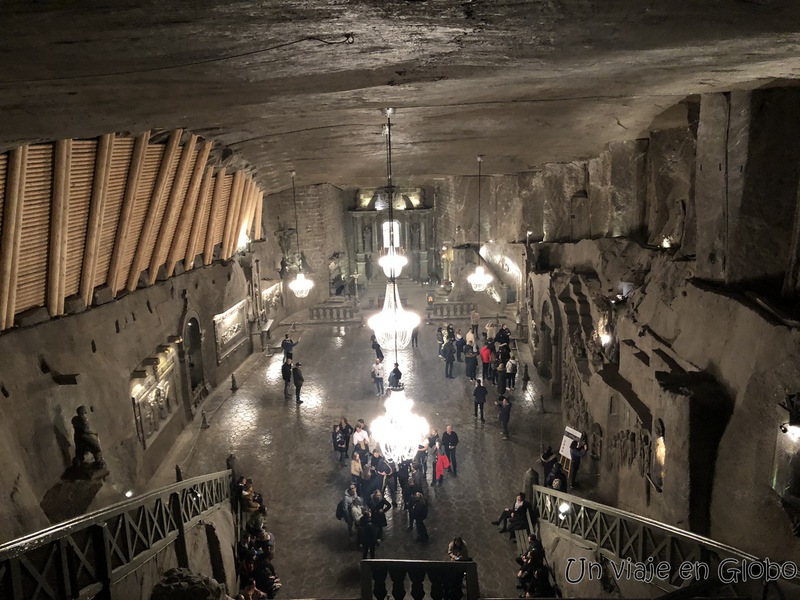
[
  {"left": 0, "top": 470, "right": 231, "bottom": 600},
  {"left": 361, "top": 559, "right": 479, "bottom": 600}
]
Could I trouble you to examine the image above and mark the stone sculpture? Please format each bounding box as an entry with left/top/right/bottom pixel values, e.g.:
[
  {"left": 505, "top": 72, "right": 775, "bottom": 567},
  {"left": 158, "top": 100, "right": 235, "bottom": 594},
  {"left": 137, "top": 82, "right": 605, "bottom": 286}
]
[{"left": 72, "top": 405, "right": 105, "bottom": 468}]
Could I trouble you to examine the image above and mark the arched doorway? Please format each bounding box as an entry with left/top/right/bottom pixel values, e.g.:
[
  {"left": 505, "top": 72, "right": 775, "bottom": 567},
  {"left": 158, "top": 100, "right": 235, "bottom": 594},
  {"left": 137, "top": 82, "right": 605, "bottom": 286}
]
[{"left": 184, "top": 317, "right": 205, "bottom": 396}]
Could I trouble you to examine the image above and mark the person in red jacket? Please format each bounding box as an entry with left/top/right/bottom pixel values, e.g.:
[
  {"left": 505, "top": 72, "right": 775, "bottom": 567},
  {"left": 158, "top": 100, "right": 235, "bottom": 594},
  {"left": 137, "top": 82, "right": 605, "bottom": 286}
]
[{"left": 479, "top": 343, "right": 492, "bottom": 381}]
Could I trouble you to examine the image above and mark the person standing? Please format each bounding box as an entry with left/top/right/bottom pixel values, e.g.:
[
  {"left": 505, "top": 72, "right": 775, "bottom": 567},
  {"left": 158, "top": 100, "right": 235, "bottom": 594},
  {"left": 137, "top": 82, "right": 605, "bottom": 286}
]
[
  {"left": 464, "top": 346, "right": 478, "bottom": 381},
  {"left": 480, "top": 344, "right": 492, "bottom": 381},
  {"left": 465, "top": 327, "right": 475, "bottom": 350},
  {"left": 436, "top": 327, "right": 444, "bottom": 357},
  {"left": 470, "top": 308, "right": 480, "bottom": 338},
  {"left": 358, "top": 515, "right": 378, "bottom": 558},
  {"left": 496, "top": 362, "right": 507, "bottom": 395},
  {"left": 455, "top": 329, "right": 465, "bottom": 362},
  {"left": 473, "top": 379, "right": 487, "bottom": 422},
  {"left": 281, "top": 334, "right": 297, "bottom": 359},
  {"left": 281, "top": 358, "right": 293, "bottom": 398},
  {"left": 441, "top": 425, "right": 459, "bottom": 476},
  {"left": 443, "top": 340, "right": 456, "bottom": 378},
  {"left": 569, "top": 439, "right": 588, "bottom": 488},
  {"left": 411, "top": 325, "right": 419, "bottom": 348},
  {"left": 292, "top": 362, "right": 304, "bottom": 404},
  {"left": 499, "top": 396, "right": 512, "bottom": 440},
  {"left": 388, "top": 363, "right": 402, "bottom": 388},
  {"left": 410, "top": 492, "right": 429, "bottom": 542},
  {"left": 427, "top": 428, "right": 441, "bottom": 484},
  {"left": 506, "top": 354, "right": 519, "bottom": 389},
  {"left": 340, "top": 417, "right": 353, "bottom": 456},
  {"left": 371, "top": 358, "right": 385, "bottom": 396}
]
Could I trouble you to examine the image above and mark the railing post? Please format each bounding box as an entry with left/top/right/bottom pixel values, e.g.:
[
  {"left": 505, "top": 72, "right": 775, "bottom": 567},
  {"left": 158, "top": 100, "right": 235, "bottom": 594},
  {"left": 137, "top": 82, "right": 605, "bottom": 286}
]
[
  {"left": 360, "top": 560, "right": 374, "bottom": 600},
  {"left": 464, "top": 561, "right": 480, "bottom": 600},
  {"left": 57, "top": 537, "right": 73, "bottom": 598},
  {"left": 170, "top": 492, "right": 189, "bottom": 569},
  {"left": 9, "top": 557, "right": 24, "bottom": 600},
  {"left": 92, "top": 523, "right": 113, "bottom": 600}
]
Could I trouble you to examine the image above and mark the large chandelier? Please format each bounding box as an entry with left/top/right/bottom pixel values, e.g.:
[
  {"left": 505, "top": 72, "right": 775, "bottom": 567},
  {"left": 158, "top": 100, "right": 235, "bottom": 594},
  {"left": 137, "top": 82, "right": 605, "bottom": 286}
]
[
  {"left": 368, "top": 108, "right": 420, "bottom": 353},
  {"left": 371, "top": 389, "right": 429, "bottom": 463},
  {"left": 468, "top": 155, "right": 493, "bottom": 292},
  {"left": 368, "top": 282, "right": 421, "bottom": 350},
  {"left": 288, "top": 170, "right": 314, "bottom": 299}
]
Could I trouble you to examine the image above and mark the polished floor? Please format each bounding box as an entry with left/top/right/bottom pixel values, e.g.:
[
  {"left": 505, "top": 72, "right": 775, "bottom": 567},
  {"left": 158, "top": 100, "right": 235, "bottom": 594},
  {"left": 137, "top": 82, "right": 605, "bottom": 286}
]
[{"left": 174, "top": 283, "right": 564, "bottom": 598}]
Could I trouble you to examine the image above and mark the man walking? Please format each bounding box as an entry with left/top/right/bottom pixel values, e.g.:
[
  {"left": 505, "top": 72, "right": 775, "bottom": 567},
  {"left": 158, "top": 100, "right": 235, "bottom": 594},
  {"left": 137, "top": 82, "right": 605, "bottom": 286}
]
[
  {"left": 371, "top": 358, "right": 385, "bottom": 396},
  {"left": 292, "top": 362, "right": 304, "bottom": 404},
  {"left": 281, "top": 358, "right": 293, "bottom": 398},
  {"left": 499, "top": 396, "right": 512, "bottom": 440},
  {"left": 473, "top": 379, "right": 487, "bottom": 422},
  {"left": 480, "top": 343, "right": 492, "bottom": 381},
  {"left": 442, "top": 425, "right": 459, "bottom": 476}
]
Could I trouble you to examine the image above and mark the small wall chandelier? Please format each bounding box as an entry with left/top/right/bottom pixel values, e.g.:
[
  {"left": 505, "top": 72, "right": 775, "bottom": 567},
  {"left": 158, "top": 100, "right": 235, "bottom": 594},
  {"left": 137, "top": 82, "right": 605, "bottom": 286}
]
[
  {"left": 368, "top": 108, "right": 420, "bottom": 352},
  {"left": 287, "top": 170, "right": 314, "bottom": 299},
  {"left": 467, "top": 155, "right": 493, "bottom": 292}
]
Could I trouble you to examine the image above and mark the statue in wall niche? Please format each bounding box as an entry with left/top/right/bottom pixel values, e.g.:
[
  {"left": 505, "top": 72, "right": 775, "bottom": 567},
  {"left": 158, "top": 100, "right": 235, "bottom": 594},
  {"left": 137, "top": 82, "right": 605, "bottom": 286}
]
[
  {"left": 638, "top": 430, "right": 651, "bottom": 479},
  {"left": 275, "top": 223, "right": 295, "bottom": 257},
  {"left": 362, "top": 225, "right": 373, "bottom": 254},
  {"left": 72, "top": 406, "right": 105, "bottom": 469},
  {"left": 410, "top": 221, "right": 420, "bottom": 250},
  {"left": 570, "top": 330, "right": 586, "bottom": 358}
]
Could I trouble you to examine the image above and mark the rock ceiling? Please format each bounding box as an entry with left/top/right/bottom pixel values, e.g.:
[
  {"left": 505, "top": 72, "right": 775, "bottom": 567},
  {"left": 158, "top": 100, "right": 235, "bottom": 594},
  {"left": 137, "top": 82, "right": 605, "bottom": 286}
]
[{"left": 2, "top": 0, "right": 800, "bottom": 192}]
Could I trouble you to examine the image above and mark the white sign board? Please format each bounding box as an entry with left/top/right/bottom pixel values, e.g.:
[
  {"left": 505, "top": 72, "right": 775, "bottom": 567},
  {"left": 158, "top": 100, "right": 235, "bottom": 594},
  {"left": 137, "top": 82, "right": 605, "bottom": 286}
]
[{"left": 559, "top": 426, "right": 583, "bottom": 459}]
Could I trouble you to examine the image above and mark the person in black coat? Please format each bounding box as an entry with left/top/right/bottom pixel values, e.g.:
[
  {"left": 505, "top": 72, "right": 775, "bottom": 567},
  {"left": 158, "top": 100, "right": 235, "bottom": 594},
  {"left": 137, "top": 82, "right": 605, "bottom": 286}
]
[
  {"left": 540, "top": 445, "right": 557, "bottom": 482},
  {"left": 491, "top": 492, "right": 532, "bottom": 540},
  {"left": 371, "top": 335, "right": 384, "bottom": 361},
  {"left": 292, "top": 363, "right": 304, "bottom": 404},
  {"left": 368, "top": 490, "right": 392, "bottom": 540},
  {"left": 464, "top": 346, "right": 478, "bottom": 381},
  {"left": 545, "top": 462, "right": 568, "bottom": 492},
  {"left": 473, "top": 380, "right": 488, "bottom": 422},
  {"left": 281, "top": 358, "right": 292, "bottom": 398},
  {"left": 409, "top": 492, "right": 429, "bottom": 542},
  {"left": 443, "top": 340, "right": 456, "bottom": 378},
  {"left": 358, "top": 515, "right": 378, "bottom": 558}
]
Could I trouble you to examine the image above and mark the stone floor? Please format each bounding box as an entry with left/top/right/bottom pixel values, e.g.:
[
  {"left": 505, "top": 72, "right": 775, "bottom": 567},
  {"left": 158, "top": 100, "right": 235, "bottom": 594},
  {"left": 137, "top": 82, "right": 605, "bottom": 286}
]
[{"left": 155, "top": 280, "right": 565, "bottom": 599}]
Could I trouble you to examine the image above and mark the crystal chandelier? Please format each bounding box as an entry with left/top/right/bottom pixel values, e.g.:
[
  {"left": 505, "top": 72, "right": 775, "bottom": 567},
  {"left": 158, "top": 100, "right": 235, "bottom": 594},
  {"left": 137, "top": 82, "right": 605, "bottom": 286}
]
[
  {"left": 371, "top": 389, "right": 430, "bottom": 463},
  {"left": 469, "top": 155, "right": 493, "bottom": 292},
  {"left": 288, "top": 170, "right": 314, "bottom": 299},
  {"left": 368, "top": 282, "right": 421, "bottom": 350},
  {"left": 368, "top": 108, "right": 420, "bottom": 354},
  {"left": 378, "top": 246, "right": 408, "bottom": 278}
]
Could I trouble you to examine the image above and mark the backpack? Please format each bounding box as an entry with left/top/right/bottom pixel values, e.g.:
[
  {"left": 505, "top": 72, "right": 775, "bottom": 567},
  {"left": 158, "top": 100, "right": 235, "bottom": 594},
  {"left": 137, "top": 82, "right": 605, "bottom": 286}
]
[{"left": 336, "top": 499, "right": 346, "bottom": 520}]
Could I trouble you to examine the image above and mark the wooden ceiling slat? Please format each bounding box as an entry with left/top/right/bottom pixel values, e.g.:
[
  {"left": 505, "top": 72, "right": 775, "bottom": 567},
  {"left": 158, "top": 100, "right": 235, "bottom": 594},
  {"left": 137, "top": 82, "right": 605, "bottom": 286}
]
[
  {"left": 0, "top": 146, "right": 27, "bottom": 329},
  {"left": 222, "top": 171, "right": 245, "bottom": 259},
  {"left": 63, "top": 139, "right": 96, "bottom": 301},
  {"left": 0, "top": 154, "right": 7, "bottom": 258},
  {"left": 148, "top": 134, "right": 197, "bottom": 285},
  {"left": 80, "top": 134, "right": 112, "bottom": 305},
  {"left": 237, "top": 179, "right": 256, "bottom": 253},
  {"left": 94, "top": 136, "right": 133, "bottom": 289},
  {"left": 16, "top": 144, "right": 53, "bottom": 316},
  {"left": 117, "top": 143, "right": 164, "bottom": 292},
  {"left": 167, "top": 141, "right": 212, "bottom": 277},
  {"left": 212, "top": 174, "right": 232, "bottom": 248},
  {"left": 108, "top": 131, "right": 150, "bottom": 296},
  {"left": 204, "top": 169, "right": 226, "bottom": 265},
  {"left": 126, "top": 129, "right": 182, "bottom": 291}
]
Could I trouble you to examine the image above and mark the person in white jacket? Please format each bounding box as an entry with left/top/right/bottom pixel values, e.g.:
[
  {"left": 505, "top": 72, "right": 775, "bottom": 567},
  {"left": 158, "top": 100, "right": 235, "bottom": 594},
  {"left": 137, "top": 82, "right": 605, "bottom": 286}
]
[{"left": 371, "top": 358, "right": 385, "bottom": 396}]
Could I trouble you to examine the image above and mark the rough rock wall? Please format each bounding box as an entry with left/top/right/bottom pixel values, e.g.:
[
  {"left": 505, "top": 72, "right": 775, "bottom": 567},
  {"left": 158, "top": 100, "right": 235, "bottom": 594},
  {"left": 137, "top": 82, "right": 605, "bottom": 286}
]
[
  {"left": 0, "top": 261, "right": 250, "bottom": 542},
  {"left": 262, "top": 183, "right": 350, "bottom": 307}
]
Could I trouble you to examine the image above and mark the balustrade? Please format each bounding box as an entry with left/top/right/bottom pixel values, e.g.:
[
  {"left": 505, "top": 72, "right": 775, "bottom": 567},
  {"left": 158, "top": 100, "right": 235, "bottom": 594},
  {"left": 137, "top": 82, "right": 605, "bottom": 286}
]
[{"left": 361, "top": 559, "right": 479, "bottom": 600}]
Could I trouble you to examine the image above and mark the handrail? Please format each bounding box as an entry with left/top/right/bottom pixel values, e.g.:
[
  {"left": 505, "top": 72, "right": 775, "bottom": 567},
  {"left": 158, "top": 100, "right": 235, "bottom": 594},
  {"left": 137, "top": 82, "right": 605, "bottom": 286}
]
[
  {"left": 532, "top": 485, "right": 797, "bottom": 597},
  {"left": 0, "top": 469, "right": 232, "bottom": 600}
]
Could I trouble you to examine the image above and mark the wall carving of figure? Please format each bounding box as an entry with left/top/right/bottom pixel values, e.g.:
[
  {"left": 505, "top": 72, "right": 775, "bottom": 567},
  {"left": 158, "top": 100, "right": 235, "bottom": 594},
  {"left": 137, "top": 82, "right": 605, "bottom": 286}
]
[
  {"left": 590, "top": 422, "right": 603, "bottom": 461},
  {"left": 362, "top": 225, "right": 373, "bottom": 254},
  {"left": 638, "top": 429, "right": 651, "bottom": 479},
  {"left": 410, "top": 221, "right": 421, "bottom": 250},
  {"left": 275, "top": 223, "right": 295, "bottom": 257}
]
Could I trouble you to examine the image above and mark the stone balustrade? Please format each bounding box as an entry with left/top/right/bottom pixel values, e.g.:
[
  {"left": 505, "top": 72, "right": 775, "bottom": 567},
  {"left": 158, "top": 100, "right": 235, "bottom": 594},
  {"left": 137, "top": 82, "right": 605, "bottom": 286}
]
[
  {"left": 308, "top": 304, "right": 356, "bottom": 321},
  {"left": 429, "top": 302, "right": 476, "bottom": 319}
]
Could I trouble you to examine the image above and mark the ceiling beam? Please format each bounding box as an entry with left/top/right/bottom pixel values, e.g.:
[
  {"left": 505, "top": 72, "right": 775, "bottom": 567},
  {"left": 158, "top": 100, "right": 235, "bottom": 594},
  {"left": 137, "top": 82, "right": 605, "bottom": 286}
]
[
  {"left": 0, "top": 145, "right": 28, "bottom": 329},
  {"left": 48, "top": 138, "right": 71, "bottom": 317},
  {"left": 221, "top": 170, "right": 245, "bottom": 260},
  {"left": 80, "top": 133, "right": 114, "bottom": 307}
]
